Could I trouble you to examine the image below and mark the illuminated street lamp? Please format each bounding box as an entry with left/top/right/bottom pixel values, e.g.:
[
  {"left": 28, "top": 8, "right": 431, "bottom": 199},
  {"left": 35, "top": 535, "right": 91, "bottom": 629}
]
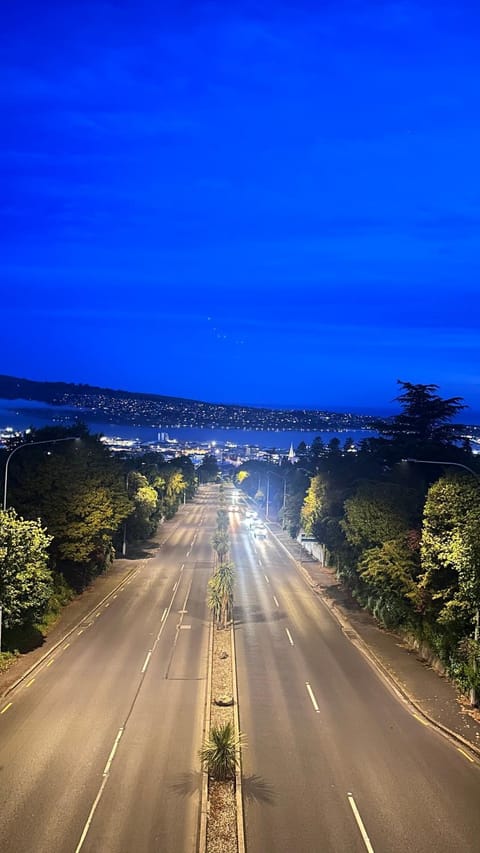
[
  {"left": 403, "top": 457, "right": 480, "bottom": 706},
  {"left": 3, "top": 435, "right": 80, "bottom": 511}
]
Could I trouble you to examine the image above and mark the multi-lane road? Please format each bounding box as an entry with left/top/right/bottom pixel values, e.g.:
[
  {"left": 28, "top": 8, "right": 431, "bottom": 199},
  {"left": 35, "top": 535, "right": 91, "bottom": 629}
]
[
  {"left": 0, "top": 484, "right": 479, "bottom": 852},
  {"left": 231, "top": 503, "right": 480, "bottom": 853},
  {"left": 0, "top": 488, "right": 215, "bottom": 853}
]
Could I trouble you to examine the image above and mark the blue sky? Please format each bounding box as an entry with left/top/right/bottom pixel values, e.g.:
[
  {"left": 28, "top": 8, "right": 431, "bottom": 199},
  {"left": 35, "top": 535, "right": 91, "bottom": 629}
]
[{"left": 2, "top": 0, "right": 480, "bottom": 412}]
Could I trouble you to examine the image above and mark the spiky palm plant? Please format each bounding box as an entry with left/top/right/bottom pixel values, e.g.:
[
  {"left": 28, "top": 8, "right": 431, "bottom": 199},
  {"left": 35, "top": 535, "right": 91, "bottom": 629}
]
[{"left": 200, "top": 722, "right": 243, "bottom": 781}]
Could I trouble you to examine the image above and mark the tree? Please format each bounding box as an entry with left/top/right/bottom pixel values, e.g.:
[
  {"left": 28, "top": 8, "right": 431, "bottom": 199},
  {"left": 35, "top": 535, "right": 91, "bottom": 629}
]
[
  {"left": 0, "top": 509, "right": 53, "bottom": 641},
  {"left": 378, "top": 381, "right": 466, "bottom": 455},
  {"left": 208, "top": 562, "right": 235, "bottom": 627},
  {"left": 212, "top": 530, "right": 230, "bottom": 564},
  {"left": 6, "top": 428, "right": 131, "bottom": 588},
  {"left": 359, "top": 534, "right": 420, "bottom": 627},
  {"left": 420, "top": 475, "right": 480, "bottom": 627},
  {"left": 342, "top": 483, "right": 410, "bottom": 549},
  {"left": 198, "top": 454, "right": 219, "bottom": 484},
  {"left": 420, "top": 474, "right": 480, "bottom": 702},
  {"left": 300, "top": 475, "right": 326, "bottom": 536}
]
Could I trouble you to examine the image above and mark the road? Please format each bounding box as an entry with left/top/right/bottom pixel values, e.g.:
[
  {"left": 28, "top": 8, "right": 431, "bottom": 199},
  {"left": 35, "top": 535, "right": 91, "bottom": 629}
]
[
  {"left": 0, "top": 487, "right": 216, "bottom": 853},
  {"left": 231, "top": 501, "right": 480, "bottom": 853}
]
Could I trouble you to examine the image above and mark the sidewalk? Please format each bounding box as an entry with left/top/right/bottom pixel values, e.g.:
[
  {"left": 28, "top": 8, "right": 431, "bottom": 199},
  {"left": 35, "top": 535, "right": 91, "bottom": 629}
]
[
  {"left": 0, "top": 514, "right": 181, "bottom": 699},
  {"left": 268, "top": 522, "right": 480, "bottom": 756}
]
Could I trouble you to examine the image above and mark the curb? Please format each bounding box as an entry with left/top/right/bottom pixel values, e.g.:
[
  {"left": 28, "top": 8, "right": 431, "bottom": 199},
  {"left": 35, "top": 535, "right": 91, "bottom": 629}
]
[
  {"left": 231, "top": 621, "right": 246, "bottom": 853},
  {"left": 199, "top": 617, "right": 214, "bottom": 853},
  {"left": 268, "top": 525, "right": 480, "bottom": 763},
  {"left": 1, "top": 563, "right": 140, "bottom": 700}
]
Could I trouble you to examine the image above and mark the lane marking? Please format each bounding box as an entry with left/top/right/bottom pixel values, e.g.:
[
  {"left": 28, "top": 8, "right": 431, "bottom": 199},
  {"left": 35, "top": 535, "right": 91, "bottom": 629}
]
[
  {"left": 264, "top": 574, "right": 270, "bottom": 584},
  {"left": 77, "top": 629, "right": 84, "bottom": 635},
  {"left": 161, "top": 608, "right": 168, "bottom": 622},
  {"left": 95, "top": 612, "right": 101, "bottom": 618},
  {"left": 75, "top": 776, "right": 109, "bottom": 853},
  {"left": 26, "top": 679, "right": 35, "bottom": 688},
  {"left": 1, "top": 702, "right": 13, "bottom": 714},
  {"left": 285, "top": 628, "right": 294, "bottom": 646},
  {"left": 181, "top": 563, "right": 185, "bottom": 570},
  {"left": 273, "top": 595, "right": 279, "bottom": 608},
  {"left": 306, "top": 682, "right": 320, "bottom": 713},
  {"left": 179, "top": 625, "right": 192, "bottom": 630},
  {"left": 347, "top": 793, "right": 375, "bottom": 853},
  {"left": 113, "top": 594, "right": 118, "bottom": 599},
  {"left": 258, "top": 558, "right": 262, "bottom": 566},
  {"left": 141, "top": 651, "right": 152, "bottom": 674},
  {"left": 173, "top": 582, "right": 178, "bottom": 592},
  {"left": 46, "top": 658, "right": 55, "bottom": 667},
  {"left": 104, "top": 603, "right": 110, "bottom": 608},
  {"left": 457, "top": 747, "right": 475, "bottom": 763},
  {"left": 63, "top": 643, "right": 70, "bottom": 650},
  {"left": 103, "top": 727, "right": 124, "bottom": 776}
]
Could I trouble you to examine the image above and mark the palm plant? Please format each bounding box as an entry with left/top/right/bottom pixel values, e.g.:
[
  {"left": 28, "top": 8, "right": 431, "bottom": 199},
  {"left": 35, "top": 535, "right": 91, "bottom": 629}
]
[
  {"left": 199, "top": 722, "right": 244, "bottom": 781},
  {"left": 212, "top": 529, "right": 230, "bottom": 564},
  {"left": 216, "top": 561, "right": 235, "bottom": 627},
  {"left": 207, "top": 578, "right": 222, "bottom": 624}
]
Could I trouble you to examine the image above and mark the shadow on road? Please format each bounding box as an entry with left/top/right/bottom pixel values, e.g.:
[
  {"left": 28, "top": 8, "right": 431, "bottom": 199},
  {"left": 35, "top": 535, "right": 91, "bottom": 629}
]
[
  {"left": 168, "top": 771, "right": 202, "bottom": 799},
  {"left": 234, "top": 607, "right": 286, "bottom": 625},
  {"left": 242, "top": 774, "right": 276, "bottom": 805}
]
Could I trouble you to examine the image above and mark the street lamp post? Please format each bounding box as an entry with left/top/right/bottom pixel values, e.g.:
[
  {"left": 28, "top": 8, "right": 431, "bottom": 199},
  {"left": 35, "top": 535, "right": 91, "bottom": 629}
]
[
  {"left": 266, "top": 470, "right": 288, "bottom": 526},
  {"left": 404, "top": 457, "right": 480, "bottom": 707},
  {"left": 122, "top": 470, "right": 136, "bottom": 557},
  {"left": 1, "top": 434, "right": 80, "bottom": 652},
  {"left": 3, "top": 435, "right": 80, "bottom": 512}
]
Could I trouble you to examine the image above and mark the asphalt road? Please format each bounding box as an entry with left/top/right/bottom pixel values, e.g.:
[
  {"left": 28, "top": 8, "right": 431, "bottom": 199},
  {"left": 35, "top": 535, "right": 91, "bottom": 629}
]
[
  {"left": 0, "top": 487, "right": 216, "bottom": 853},
  {"left": 231, "top": 502, "right": 480, "bottom": 853}
]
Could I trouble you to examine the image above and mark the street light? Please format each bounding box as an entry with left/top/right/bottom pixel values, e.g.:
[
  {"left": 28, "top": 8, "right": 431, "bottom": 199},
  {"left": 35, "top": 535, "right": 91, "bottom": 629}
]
[
  {"left": 265, "top": 470, "right": 288, "bottom": 525},
  {"left": 3, "top": 435, "right": 80, "bottom": 511},
  {"left": 122, "top": 470, "right": 136, "bottom": 557},
  {"left": 403, "top": 457, "right": 480, "bottom": 707}
]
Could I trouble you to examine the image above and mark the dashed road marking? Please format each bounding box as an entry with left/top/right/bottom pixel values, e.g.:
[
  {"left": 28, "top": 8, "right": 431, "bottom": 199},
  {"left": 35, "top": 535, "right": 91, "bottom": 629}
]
[
  {"left": 285, "top": 628, "right": 294, "bottom": 646},
  {"left": 63, "top": 643, "right": 70, "bottom": 650},
  {"left": 1, "top": 703, "right": 13, "bottom": 714},
  {"left": 46, "top": 658, "right": 55, "bottom": 667},
  {"left": 141, "top": 651, "right": 152, "bottom": 673},
  {"left": 347, "top": 793, "right": 375, "bottom": 853},
  {"left": 264, "top": 574, "right": 270, "bottom": 584},
  {"left": 26, "top": 678, "right": 35, "bottom": 688},
  {"left": 306, "top": 682, "right": 320, "bottom": 713},
  {"left": 273, "top": 595, "right": 279, "bottom": 607}
]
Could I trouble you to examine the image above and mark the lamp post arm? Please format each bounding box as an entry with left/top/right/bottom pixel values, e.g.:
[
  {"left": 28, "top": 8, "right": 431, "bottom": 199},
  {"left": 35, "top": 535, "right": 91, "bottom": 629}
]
[
  {"left": 3, "top": 436, "right": 79, "bottom": 511},
  {"left": 403, "top": 458, "right": 480, "bottom": 482}
]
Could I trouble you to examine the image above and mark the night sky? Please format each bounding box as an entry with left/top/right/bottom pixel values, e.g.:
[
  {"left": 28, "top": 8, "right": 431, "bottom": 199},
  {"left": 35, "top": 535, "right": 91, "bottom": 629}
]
[{"left": 2, "top": 1, "right": 479, "bottom": 412}]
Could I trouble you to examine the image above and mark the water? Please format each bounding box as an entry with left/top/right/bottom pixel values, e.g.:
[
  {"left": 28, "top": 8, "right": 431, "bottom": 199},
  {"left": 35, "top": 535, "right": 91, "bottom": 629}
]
[{"left": 0, "top": 399, "right": 375, "bottom": 449}]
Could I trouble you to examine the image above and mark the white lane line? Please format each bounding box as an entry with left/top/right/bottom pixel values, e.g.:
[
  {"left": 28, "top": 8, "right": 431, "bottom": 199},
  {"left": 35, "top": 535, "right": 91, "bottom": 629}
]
[
  {"left": 264, "top": 574, "right": 270, "bottom": 584},
  {"left": 306, "top": 682, "right": 320, "bottom": 713},
  {"left": 141, "top": 651, "right": 152, "bottom": 674},
  {"left": 181, "top": 563, "right": 185, "bottom": 570},
  {"left": 75, "top": 776, "right": 109, "bottom": 853},
  {"left": 77, "top": 629, "right": 84, "bottom": 636},
  {"left": 1, "top": 703, "right": 13, "bottom": 714},
  {"left": 161, "top": 608, "right": 168, "bottom": 622},
  {"left": 104, "top": 603, "right": 110, "bottom": 608},
  {"left": 285, "top": 628, "right": 294, "bottom": 646},
  {"left": 347, "top": 793, "right": 375, "bottom": 853},
  {"left": 258, "top": 558, "right": 262, "bottom": 566},
  {"left": 113, "top": 594, "right": 118, "bottom": 599},
  {"left": 103, "top": 728, "right": 124, "bottom": 776},
  {"left": 273, "top": 595, "right": 279, "bottom": 608},
  {"left": 173, "top": 581, "right": 178, "bottom": 592}
]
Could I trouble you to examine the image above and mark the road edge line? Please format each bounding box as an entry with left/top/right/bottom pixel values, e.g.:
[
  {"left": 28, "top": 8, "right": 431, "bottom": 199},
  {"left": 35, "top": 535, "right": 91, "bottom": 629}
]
[
  {"left": 231, "top": 620, "right": 246, "bottom": 853},
  {"left": 1, "top": 565, "right": 140, "bottom": 700},
  {"left": 268, "top": 525, "right": 480, "bottom": 762}
]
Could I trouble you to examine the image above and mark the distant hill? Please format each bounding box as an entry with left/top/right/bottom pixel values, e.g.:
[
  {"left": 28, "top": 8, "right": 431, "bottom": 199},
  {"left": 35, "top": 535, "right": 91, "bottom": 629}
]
[{"left": 0, "top": 374, "right": 379, "bottom": 432}]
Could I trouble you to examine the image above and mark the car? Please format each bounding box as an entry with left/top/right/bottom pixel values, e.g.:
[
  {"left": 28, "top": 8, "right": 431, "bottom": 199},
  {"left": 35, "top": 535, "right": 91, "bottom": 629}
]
[{"left": 254, "top": 524, "right": 267, "bottom": 539}]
